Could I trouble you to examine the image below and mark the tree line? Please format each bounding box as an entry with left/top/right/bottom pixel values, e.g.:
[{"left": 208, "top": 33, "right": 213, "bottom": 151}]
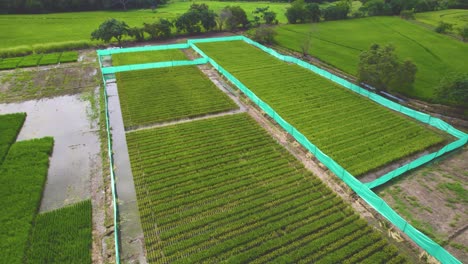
[
  {"left": 0, "top": 0, "right": 168, "bottom": 13},
  {"left": 91, "top": 4, "right": 278, "bottom": 45}
]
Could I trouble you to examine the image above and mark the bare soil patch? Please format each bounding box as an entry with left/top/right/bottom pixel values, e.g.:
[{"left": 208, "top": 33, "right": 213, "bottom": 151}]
[
  {"left": 0, "top": 50, "right": 98, "bottom": 103},
  {"left": 376, "top": 147, "right": 468, "bottom": 262}
]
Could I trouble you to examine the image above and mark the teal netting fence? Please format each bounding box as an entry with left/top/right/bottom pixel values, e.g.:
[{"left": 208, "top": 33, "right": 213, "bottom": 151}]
[
  {"left": 187, "top": 36, "right": 466, "bottom": 264},
  {"left": 101, "top": 58, "right": 208, "bottom": 74},
  {"left": 97, "top": 43, "right": 190, "bottom": 56},
  {"left": 96, "top": 53, "right": 121, "bottom": 264},
  {"left": 96, "top": 37, "right": 466, "bottom": 264}
]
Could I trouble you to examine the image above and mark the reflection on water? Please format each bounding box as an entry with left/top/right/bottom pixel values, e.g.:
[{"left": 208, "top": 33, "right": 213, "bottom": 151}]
[{"left": 0, "top": 94, "right": 101, "bottom": 212}]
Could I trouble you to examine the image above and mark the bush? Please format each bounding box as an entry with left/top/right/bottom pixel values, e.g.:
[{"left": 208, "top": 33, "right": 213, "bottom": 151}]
[
  {"left": 435, "top": 21, "right": 453, "bottom": 34},
  {"left": 322, "top": 3, "right": 350, "bottom": 21},
  {"left": 400, "top": 10, "right": 415, "bottom": 20},
  {"left": 458, "top": 24, "right": 468, "bottom": 42},
  {"left": 252, "top": 25, "right": 277, "bottom": 44}
]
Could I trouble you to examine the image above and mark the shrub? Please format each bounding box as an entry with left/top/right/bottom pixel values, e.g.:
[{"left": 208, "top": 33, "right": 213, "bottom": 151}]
[
  {"left": 400, "top": 10, "right": 415, "bottom": 20},
  {"left": 435, "top": 21, "right": 453, "bottom": 34}
]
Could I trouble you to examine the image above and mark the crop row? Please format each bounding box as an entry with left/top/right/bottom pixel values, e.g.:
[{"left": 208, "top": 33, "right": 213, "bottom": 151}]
[
  {"left": 0, "top": 113, "right": 25, "bottom": 162},
  {"left": 24, "top": 200, "right": 93, "bottom": 264},
  {"left": 196, "top": 41, "right": 446, "bottom": 177},
  {"left": 0, "top": 137, "right": 54, "bottom": 263},
  {"left": 116, "top": 65, "right": 238, "bottom": 129},
  {"left": 0, "top": 51, "right": 78, "bottom": 70},
  {"left": 111, "top": 49, "right": 189, "bottom": 66},
  {"left": 126, "top": 113, "right": 409, "bottom": 263}
]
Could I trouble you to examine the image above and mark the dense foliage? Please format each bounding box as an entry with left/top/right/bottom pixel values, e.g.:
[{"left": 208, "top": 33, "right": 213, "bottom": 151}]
[
  {"left": 0, "top": 137, "right": 54, "bottom": 263},
  {"left": 358, "top": 44, "right": 417, "bottom": 92},
  {"left": 91, "top": 18, "right": 129, "bottom": 45},
  {"left": 127, "top": 113, "right": 409, "bottom": 263},
  {"left": 0, "top": 113, "right": 25, "bottom": 162},
  {"left": 0, "top": 51, "right": 78, "bottom": 70},
  {"left": 25, "top": 200, "right": 93, "bottom": 264},
  {"left": 197, "top": 41, "right": 445, "bottom": 176},
  {"left": 0, "top": 0, "right": 169, "bottom": 14},
  {"left": 437, "top": 73, "right": 468, "bottom": 107},
  {"left": 115, "top": 63, "right": 237, "bottom": 129}
]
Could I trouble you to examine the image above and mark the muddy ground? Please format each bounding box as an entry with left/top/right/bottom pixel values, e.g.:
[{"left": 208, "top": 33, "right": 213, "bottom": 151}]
[
  {"left": 376, "top": 147, "right": 468, "bottom": 262},
  {"left": 0, "top": 50, "right": 98, "bottom": 103},
  {"left": 0, "top": 50, "right": 112, "bottom": 264}
]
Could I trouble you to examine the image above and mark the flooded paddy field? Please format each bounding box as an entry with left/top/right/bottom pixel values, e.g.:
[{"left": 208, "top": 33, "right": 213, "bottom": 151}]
[{"left": 0, "top": 92, "right": 101, "bottom": 212}]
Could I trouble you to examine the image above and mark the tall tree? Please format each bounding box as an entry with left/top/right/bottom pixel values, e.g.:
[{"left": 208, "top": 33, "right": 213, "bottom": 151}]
[
  {"left": 91, "top": 18, "right": 129, "bottom": 46},
  {"left": 358, "top": 44, "right": 417, "bottom": 91}
]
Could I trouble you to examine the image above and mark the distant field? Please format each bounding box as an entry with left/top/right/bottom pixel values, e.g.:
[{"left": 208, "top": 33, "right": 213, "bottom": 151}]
[
  {"left": 415, "top": 9, "right": 468, "bottom": 32},
  {"left": 275, "top": 16, "right": 468, "bottom": 101},
  {"left": 127, "top": 113, "right": 409, "bottom": 263},
  {"left": 0, "top": 1, "right": 289, "bottom": 49},
  {"left": 116, "top": 64, "right": 238, "bottom": 129},
  {"left": 197, "top": 40, "right": 445, "bottom": 176},
  {"left": 112, "top": 49, "right": 189, "bottom": 66}
]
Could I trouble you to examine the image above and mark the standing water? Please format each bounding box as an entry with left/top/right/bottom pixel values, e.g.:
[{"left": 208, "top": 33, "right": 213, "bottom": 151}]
[{"left": 0, "top": 93, "right": 101, "bottom": 212}]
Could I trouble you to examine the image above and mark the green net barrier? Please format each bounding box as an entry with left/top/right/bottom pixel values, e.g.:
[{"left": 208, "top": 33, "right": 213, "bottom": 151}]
[
  {"left": 101, "top": 58, "right": 208, "bottom": 74},
  {"left": 188, "top": 36, "right": 464, "bottom": 264},
  {"left": 96, "top": 52, "right": 121, "bottom": 264},
  {"left": 97, "top": 43, "right": 190, "bottom": 56},
  {"left": 96, "top": 38, "right": 465, "bottom": 264}
]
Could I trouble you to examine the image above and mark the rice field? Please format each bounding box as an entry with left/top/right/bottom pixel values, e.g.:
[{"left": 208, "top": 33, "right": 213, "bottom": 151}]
[
  {"left": 112, "top": 49, "right": 189, "bottom": 66},
  {"left": 196, "top": 40, "right": 446, "bottom": 176},
  {"left": 115, "top": 65, "right": 238, "bottom": 129},
  {"left": 126, "top": 113, "right": 409, "bottom": 263},
  {"left": 0, "top": 113, "right": 25, "bottom": 162},
  {"left": 0, "top": 51, "right": 78, "bottom": 70}
]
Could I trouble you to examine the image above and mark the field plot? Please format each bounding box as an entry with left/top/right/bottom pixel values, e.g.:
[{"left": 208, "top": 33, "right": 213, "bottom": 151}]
[
  {"left": 116, "top": 65, "right": 238, "bottom": 129},
  {"left": 0, "top": 51, "right": 78, "bottom": 70},
  {"left": 126, "top": 113, "right": 409, "bottom": 263},
  {"left": 0, "top": 113, "right": 25, "bottom": 162},
  {"left": 415, "top": 9, "right": 468, "bottom": 33},
  {"left": 25, "top": 200, "right": 93, "bottom": 264},
  {"left": 112, "top": 49, "right": 189, "bottom": 66},
  {"left": 0, "top": 137, "right": 54, "bottom": 263},
  {"left": 275, "top": 17, "right": 468, "bottom": 100},
  {"left": 197, "top": 41, "right": 446, "bottom": 177}
]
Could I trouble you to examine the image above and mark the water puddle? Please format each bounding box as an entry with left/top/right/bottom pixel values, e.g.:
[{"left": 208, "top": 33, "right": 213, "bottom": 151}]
[{"left": 0, "top": 93, "right": 101, "bottom": 212}]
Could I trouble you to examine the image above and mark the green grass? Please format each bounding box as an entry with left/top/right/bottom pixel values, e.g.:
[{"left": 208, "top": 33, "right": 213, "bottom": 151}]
[
  {"left": 112, "top": 48, "right": 189, "bottom": 66},
  {"left": 126, "top": 113, "right": 409, "bottom": 263},
  {"left": 116, "top": 65, "right": 238, "bottom": 129},
  {"left": 0, "top": 137, "right": 54, "bottom": 264},
  {"left": 38, "top": 53, "right": 61, "bottom": 65},
  {"left": 275, "top": 16, "right": 468, "bottom": 101},
  {"left": 58, "top": 51, "right": 79, "bottom": 63},
  {"left": 0, "top": 1, "right": 289, "bottom": 50},
  {"left": 0, "top": 57, "right": 23, "bottom": 70},
  {"left": 25, "top": 200, "right": 93, "bottom": 264},
  {"left": 197, "top": 40, "right": 445, "bottom": 176},
  {"left": 17, "top": 54, "right": 43, "bottom": 67},
  {"left": 415, "top": 9, "right": 468, "bottom": 32},
  {"left": 0, "top": 51, "right": 78, "bottom": 70},
  {"left": 0, "top": 113, "right": 26, "bottom": 162}
]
